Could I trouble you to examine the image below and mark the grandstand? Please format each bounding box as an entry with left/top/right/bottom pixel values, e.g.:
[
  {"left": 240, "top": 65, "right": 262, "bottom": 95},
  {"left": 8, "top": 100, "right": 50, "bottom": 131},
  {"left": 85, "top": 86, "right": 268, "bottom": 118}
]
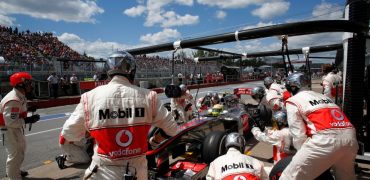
[{"left": 0, "top": 25, "right": 222, "bottom": 96}]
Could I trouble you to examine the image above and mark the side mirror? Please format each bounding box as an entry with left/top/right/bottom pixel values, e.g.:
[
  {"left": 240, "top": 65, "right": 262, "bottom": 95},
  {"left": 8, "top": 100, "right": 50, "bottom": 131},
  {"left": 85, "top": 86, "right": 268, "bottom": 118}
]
[{"left": 165, "top": 84, "right": 182, "bottom": 98}]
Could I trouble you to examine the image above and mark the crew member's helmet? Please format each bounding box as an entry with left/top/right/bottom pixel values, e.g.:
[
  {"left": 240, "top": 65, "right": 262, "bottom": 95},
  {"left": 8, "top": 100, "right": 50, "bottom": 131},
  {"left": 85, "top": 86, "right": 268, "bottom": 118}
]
[
  {"left": 251, "top": 86, "right": 265, "bottom": 102},
  {"left": 285, "top": 72, "right": 309, "bottom": 95},
  {"left": 263, "top": 77, "right": 274, "bottom": 89},
  {"left": 107, "top": 51, "right": 136, "bottom": 81},
  {"left": 225, "top": 132, "right": 246, "bottom": 153},
  {"left": 272, "top": 111, "right": 288, "bottom": 129},
  {"left": 211, "top": 92, "right": 220, "bottom": 104},
  {"left": 224, "top": 94, "right": 239, "bottom": 108},
  {"left": 10, "top": 72, "right": 32, "bottom": 88}
]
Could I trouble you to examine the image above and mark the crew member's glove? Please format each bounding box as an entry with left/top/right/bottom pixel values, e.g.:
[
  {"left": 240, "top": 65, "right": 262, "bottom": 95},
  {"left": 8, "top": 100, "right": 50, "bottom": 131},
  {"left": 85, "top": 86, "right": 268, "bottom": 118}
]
[
  {"left": 251, "top": 126, "right": 261, "bottom": 135},
  {"left": 250, "top": 117, "right": 258, "bottom": 129},
  {"left": 24, "top": 114, "right": 40, "bottom": 124},
  {"left": 27, "top": 105, "right": 38, "bottom": 112}
]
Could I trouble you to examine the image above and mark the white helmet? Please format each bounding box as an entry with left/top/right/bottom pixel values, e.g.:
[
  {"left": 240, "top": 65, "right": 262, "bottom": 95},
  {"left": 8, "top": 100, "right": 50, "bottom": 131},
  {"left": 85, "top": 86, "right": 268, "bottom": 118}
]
[
  {"left": 286, "top": 72, "right": 309, "bottom": 95},
  {"left": 263, "top": 77, "right": 274, "bottom": 89},
  {"left": 107, "top": 51, "right": 136, "bottom": 80},
  {"left": 225, "top": 132, "right": 246, "bottom": 152}
]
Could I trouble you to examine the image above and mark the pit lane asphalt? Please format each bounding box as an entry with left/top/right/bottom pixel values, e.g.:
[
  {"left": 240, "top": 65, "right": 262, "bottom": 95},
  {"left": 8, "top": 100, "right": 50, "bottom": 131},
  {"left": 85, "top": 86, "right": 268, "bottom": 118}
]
[{"left": 0, "top": 81, "right": 263, "bottom": 178}]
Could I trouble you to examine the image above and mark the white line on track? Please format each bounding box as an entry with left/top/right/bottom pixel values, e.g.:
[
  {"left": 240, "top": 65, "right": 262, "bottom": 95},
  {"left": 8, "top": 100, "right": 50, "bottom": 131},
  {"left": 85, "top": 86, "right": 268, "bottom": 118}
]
[
  {"left": 0, "top": 127, "right": 62, "bottom": 142},
  {"left": 25, "top": 127, "right": 62, "bottom": 136}
]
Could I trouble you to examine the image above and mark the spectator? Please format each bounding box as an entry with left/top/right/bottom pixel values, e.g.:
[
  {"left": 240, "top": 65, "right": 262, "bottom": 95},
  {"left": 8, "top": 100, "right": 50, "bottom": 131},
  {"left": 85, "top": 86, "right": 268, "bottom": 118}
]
[
  {"left": 177, "top": 72, "right": 183, "bottom": 84},
  {"left": 197, "top": 73, "right": 202, "bottom": 84},
  {"left": 70, "top": 74, "right": 78, "bottom": 95},
  {"left": 47, "top": 72, "right": 59, "bottom": 99},
  {"left": 60, "top": 75, "right": 70, "bottom": 96}
]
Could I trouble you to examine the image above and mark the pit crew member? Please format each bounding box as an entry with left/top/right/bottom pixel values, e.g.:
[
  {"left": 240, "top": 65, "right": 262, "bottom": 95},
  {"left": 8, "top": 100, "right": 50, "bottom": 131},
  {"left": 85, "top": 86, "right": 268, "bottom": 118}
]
[
  {"left": 170, "top": 84, "right": 193, "bottom": 122},
  {"left": 0, "top": 72, "right": 40, "bottom": 179},
  {"left": 263, "top": 77, "right": 285, "bottom": 111},
  {"left": 251, "top": 111, "right": 294, "bottom": 164},
  {"left": 55, "top": 133, "right": 92, "bottom": 169},
  {"left": 206, "top": 132, "right": 268, "bottom": 180},
  {"left": 61, "top": 51, "right": 179, "bottom": 180},
  {"left": 280, "top": 72, "right": 358, "bottom": 180}
]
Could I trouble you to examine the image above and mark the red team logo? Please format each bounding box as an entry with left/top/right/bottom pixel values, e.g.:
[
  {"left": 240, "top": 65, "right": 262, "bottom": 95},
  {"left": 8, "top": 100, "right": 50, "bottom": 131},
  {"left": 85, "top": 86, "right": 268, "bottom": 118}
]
[
  {"left": 330, "top": 109, "right": 344, "bottom": 121},
  {"left": 115, "top": 130, "right": 133, "bottom": 147}
]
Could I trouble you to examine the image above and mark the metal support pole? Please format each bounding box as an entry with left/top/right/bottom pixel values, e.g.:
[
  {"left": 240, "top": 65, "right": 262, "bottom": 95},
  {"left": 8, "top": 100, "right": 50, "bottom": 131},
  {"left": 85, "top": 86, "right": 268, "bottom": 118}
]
[{"left": 343, "top": 0, "right": 368, "bottom": 148}]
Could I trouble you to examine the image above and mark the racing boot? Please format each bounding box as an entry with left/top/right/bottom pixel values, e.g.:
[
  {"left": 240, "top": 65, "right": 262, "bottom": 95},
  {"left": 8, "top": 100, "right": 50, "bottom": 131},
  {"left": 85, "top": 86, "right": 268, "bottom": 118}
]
[{"left": 55, "top": 154, "right": 67, "bottom": 169}]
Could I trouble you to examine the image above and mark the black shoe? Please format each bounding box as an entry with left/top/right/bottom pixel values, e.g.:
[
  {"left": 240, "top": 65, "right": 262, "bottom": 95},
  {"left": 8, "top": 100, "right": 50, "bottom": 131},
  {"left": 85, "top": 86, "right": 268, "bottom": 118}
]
[
  {"left": 55, "top": 155, "right": 67, "bottom": 169},
  {"left": 268, "top": 157, "right": 274, "bottom": 163},
  {"left": 21, "top": 171, "right": 29, "bottom": 177}
]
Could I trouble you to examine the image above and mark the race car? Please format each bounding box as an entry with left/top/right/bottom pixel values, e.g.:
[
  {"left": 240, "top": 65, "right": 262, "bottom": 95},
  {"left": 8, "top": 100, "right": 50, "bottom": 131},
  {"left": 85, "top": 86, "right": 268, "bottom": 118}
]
[{"left": 146, "top": 90, "right": 272, "bottom": 179}]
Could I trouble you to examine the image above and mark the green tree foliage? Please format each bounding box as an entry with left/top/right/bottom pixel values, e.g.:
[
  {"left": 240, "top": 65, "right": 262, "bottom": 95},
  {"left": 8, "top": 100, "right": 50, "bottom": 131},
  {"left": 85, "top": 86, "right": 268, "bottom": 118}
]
[
  {"left": 192, "top": 50, "right": 219, "bottom": 58},
  {"left": 240, "top": 57, "right": 266, "bottom": 67}
]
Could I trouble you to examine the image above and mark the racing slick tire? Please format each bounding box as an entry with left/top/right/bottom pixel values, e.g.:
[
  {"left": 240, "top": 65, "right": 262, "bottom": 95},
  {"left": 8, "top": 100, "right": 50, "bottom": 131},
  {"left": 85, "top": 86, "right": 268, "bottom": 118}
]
[
  {"left": 269, "top": 156, "right": 334, "bottom": 180},
  {"left": 258, "top": 104, "right": 272, "bottom": 129},
  {"left": 202, "top": 131, "right": 227, "bottom": 164}
]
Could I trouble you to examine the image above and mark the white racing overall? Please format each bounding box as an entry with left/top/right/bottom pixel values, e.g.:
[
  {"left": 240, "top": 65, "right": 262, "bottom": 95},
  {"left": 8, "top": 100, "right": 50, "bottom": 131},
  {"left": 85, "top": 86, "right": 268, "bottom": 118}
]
[
  {"left": 281, "top": 90, "right": 358, "bottom": 180},
  {"left": 0, "top": 89, "right": 28, "bottom": 180},
  {"left": 266, "top": 83, "right": 285, "bottom": 111},
  {"left": 322, "top": 72, "right": 342, "bottom": 101},
  {"left": 61, "top": 76, "right": 178, "bottom": 179},
  {"left": 59, "top": 134, "right": 90, "bottom": 164},
  {"left": 252, "top": 127, "right": 294, "bottom": 164},
  {"left": 170, "top": 91, "right": 193, "bottom": 122},
  {"left": 206, "top": 148, "right": 269, "bottom": 180}
]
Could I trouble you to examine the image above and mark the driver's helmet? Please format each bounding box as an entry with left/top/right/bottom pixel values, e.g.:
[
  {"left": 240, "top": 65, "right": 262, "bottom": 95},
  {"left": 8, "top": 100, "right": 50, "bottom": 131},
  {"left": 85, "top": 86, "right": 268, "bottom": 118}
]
[
  {"left": 272, "top": 111, "right": 288, "bottom": 128},
  {"left": 285, "top": 72, "right": 309, "bottom": 95},
  {"left": 225, "top": 132, "right": 246, "bottom": 153},
  {"left": 223, "top": 94, "right": 239, "bottom": 108},
  {"left": 210, "top": 104, "right": 224, "bottom": 116},
  {"left": 107, "top": 51, "right": 136, "bottom": 80},
  {"left": 263, "top": 77, "right": 274, "bottom": 89},
  {"left": 211, "top": 92, "right": 220, "bottom": 104},
  {"left": 10, "top": 72, "right": 32, "bottom": 88},
  {"left": 251, "top": 86, "right": 265, "bottom": 102}
]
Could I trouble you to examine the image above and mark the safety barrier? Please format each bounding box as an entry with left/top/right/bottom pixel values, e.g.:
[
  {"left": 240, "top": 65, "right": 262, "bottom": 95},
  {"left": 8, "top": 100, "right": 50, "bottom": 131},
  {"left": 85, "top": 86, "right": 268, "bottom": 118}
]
[{"left": 28, "top": 79, "right": 262, "bottom": 109}]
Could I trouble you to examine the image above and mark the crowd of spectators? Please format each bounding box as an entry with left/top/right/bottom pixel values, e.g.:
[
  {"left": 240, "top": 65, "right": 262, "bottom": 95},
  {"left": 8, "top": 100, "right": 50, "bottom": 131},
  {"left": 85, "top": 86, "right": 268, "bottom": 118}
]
[
  {"left": 0, "top": 25, "right": 221, "bottom": 80},
  {"left": 135, "top": 55, "right": 218, "bottom": 72},
  {"left": 135, "top": 55, "right": 198, "bottom": 69},
  {"left": 0, "top": 26, "right": 93, "bottom": 66}
]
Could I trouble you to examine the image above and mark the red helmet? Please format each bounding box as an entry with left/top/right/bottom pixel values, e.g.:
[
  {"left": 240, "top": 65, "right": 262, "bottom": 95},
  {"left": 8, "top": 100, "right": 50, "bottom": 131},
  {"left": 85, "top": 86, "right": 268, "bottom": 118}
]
[{"left": 10, "top": 72, "right": 32, "bottom": 87}]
